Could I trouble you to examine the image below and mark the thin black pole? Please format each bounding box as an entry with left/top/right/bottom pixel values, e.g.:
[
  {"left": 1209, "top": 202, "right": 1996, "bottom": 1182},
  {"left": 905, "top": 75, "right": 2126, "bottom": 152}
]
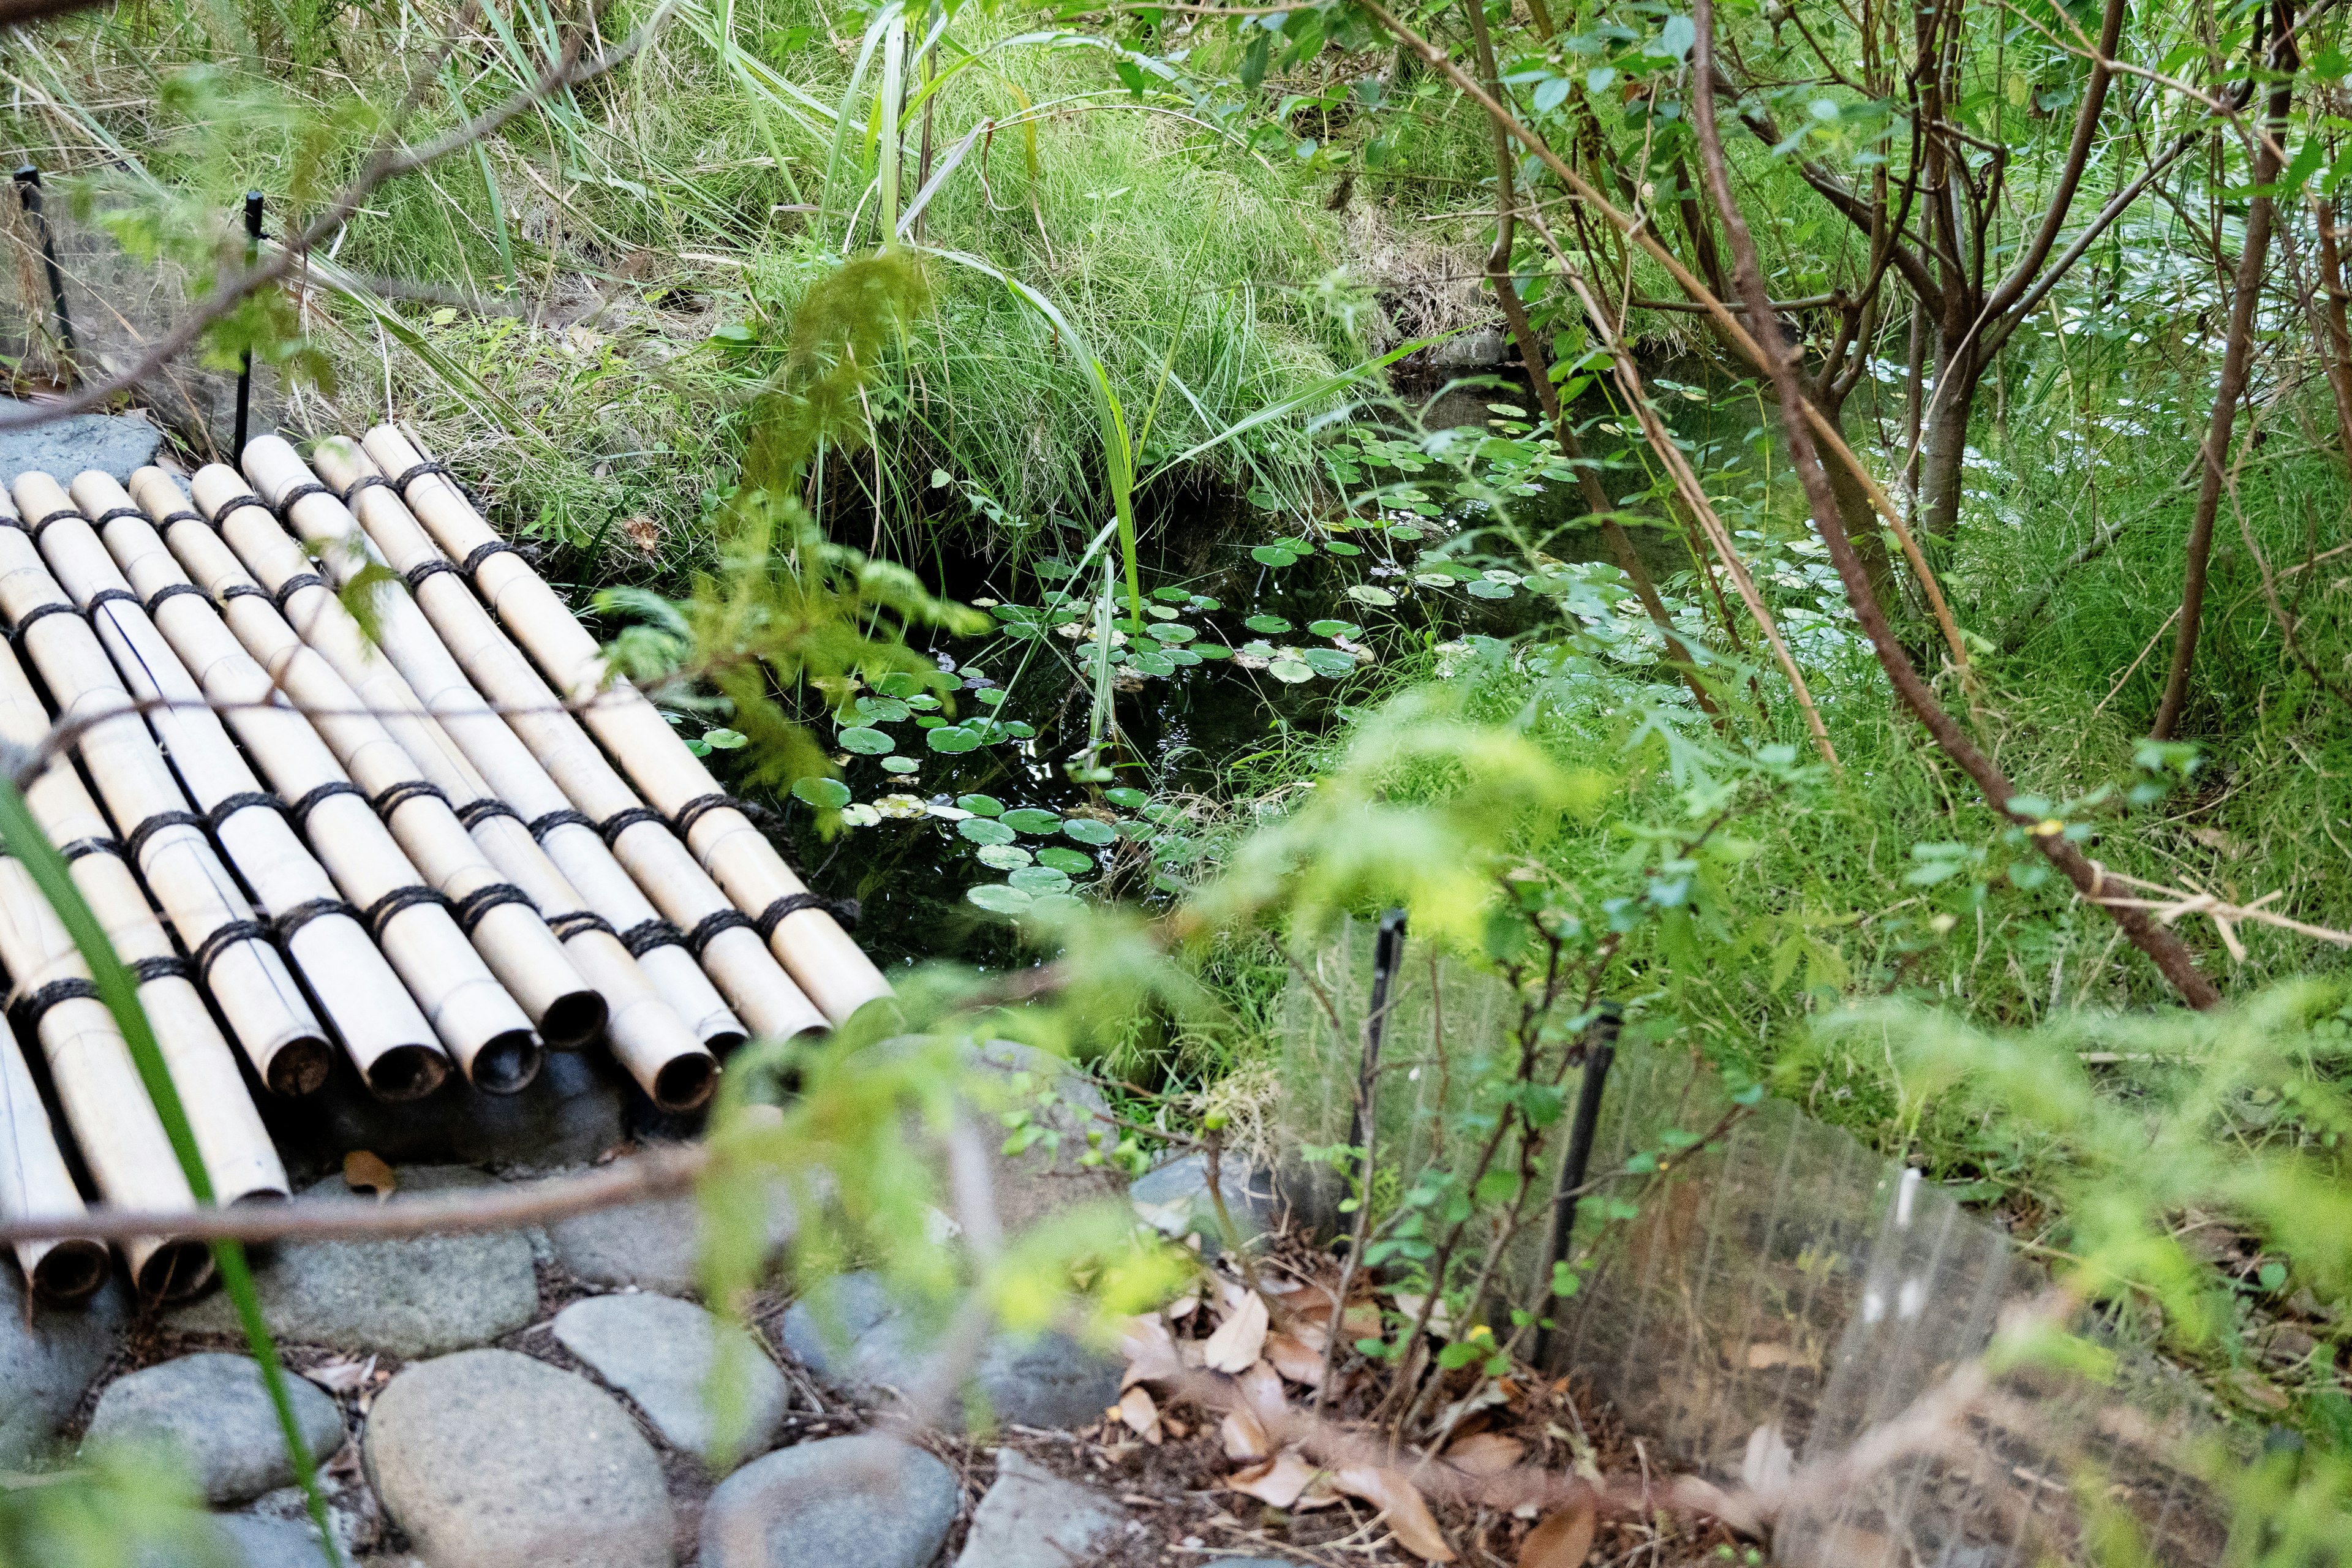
[
  {"left": 14, "top": 166, "right": 77, "bottom": 382},
  {"left": 232, "top": 190, "right": 263, "bottom": 459},
  {"left": 1348, "top": 907, "right": 1408, "bottom": 1191},
  {"left": 1532, "top": 999, "right": 1621, "bottom": 1369}
]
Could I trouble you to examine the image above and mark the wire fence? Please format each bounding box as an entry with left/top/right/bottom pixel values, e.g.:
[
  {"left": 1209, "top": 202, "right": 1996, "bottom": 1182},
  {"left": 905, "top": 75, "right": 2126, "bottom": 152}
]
[{"left": 1278, "top": 916, "right": 2234, "bottom": 1568}]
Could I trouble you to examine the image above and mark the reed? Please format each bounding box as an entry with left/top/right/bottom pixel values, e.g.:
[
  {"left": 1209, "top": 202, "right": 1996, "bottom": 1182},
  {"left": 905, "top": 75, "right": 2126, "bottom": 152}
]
[
  {"left": 131, "top": 471, "right": 720, "bottom": 1112},
  {"left": 61, "top": 475, "right": 554, "bottom": 1094},
  {"left": 307, "top": 437, "right": 834, "bottom": 1044},
  {"left": 3, "top": 475, "right": 448, "bottom": 1102},
  {"left": 0, "top": 1026, "right": 108, "bottom": 1303},
  {"left": 355, "top": 426, "right": 888, "bottom": 1025}
]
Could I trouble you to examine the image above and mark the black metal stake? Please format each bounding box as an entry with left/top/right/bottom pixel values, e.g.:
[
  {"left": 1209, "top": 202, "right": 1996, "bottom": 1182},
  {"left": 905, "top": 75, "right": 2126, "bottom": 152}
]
[
  {"left": 1532, "top": 998, "right": 1621, "bottom": 1369},
  {"left": 232, "top": 190, "right": 263, "bottom": 459},
  {"left": 14, "top": 166, "right": 77, "bottom": 382},
  {"left": 1348, "top": 907, "right": 1408, "bottom": 1194}
]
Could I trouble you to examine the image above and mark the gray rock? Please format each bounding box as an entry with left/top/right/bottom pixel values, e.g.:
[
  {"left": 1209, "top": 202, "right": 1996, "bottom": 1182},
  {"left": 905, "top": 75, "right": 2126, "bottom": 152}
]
[
  {"left": 364, "top": 1348, "right": 671, "bottom": 1568},
  {"left": 172, "top": 1169, "right": 537, "bottom": 1357},
  {"left": 246, "top": 1477, "right": 382, "bottom": 1560},
  {"left": 967, "top": 1040, "right": 1126, "bottom": 1235},
  {"left": 552, "top": 1293, "right": 786, "bottom": 1468},
  {"left": 0, "top": 405, "right": 162, "bottom": 484},
  {"left": 1131, "top": 1153, "right": 1280, "bottom": 1259},
  {"left": 954, "top": 1449, "right": 1126, "bottom": 1568},
  {"left": 303, "top": 1051, "right": 627, "bottom": 1169},
  {"left": 548, "top": 1166, "right": 794, "bottom": 1295},
  {"left": 783, "top": 1272, "right": 1120, "bottom": 1431},
  {"left": 0, "top": 1260, "right": 125, "bottom": 1466},
  {"left": 699, "top": 1433, "right": 959, "bottom": 1568},
  {"left": 214, "top": 1514, "right": 337, "bottom": 1568},
  {"left": 83, "top": 1353, "right": 343, "bottom": 1504},
  {"left": 1427, "top": 326, "right": 1511, "bottom": 369}
]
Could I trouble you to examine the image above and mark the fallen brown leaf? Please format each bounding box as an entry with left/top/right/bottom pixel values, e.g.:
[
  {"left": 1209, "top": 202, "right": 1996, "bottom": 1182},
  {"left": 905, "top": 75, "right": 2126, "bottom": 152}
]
[
  {"left": 1229, "top": 1449, "right": 1318, "bottom": 1509},
  {"left": 1221, "top": 1406, "right": 1270, "bottom": 1463},
  {"left": 1117, "top": 1385, "right": 1161, "bottom": 1444},
  {"left": 304, "top": 1355, "right": 377, "bottom": 1396},
  {"left": 343, "top": 1151, "right": 395, "bottom": 1200},
  {"left": 1265, "top": 1331, "right": 1326, "bottom": 1387},
  {"left": 1237, "top": 1359, "right": 1287, "bottom": 1421},
  {"left": 1120, "top": 1314, "right": 1181, "bottom": 1389},
  {"left": 621, "top": 514, "right": 662, "bottom": 555},
  {"left": 1518, "top": 1499, "right": 1596, "bottom": 1568},
  {"left": 1335, "top": 1465, "right": 1456, "bottom": 1562},
  {"left": 1443, "top": 1431, "right": 1526, "bottom": 1476},
  {"left": 1204, "top": 1288, "right": 1270, "bottom": 1373}
]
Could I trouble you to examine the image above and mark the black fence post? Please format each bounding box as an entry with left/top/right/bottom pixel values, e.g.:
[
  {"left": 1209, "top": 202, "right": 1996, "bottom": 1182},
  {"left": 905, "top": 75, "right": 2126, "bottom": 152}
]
[
  {"left": 1533, "top": 998, "right": 1621, "bottom": 1368},
  {"left": 1348, "top": 907, "right": 1408, "bottom": 1194},
  {"left": 232, "top": 190, "right": 262, "bottom": 459},
  {"left": 13, "top": 165, "right": 77, "bottom": 382}
]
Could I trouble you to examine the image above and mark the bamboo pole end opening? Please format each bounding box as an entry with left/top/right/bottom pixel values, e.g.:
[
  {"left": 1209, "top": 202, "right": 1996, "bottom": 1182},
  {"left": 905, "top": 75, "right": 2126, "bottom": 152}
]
[
  {"left": 366, "top": 1044, "right": 451, "bottom": 1102},
  {"left": 540, "top": 989, "right": 609, "bottom": 1052},
  {"left": 29, "top": 1237, "right": 108, "bottom": 1304},
  {"left": 266, "top": 1036, "right": 335, "bottom": 1098},
  {"left": 135, "top": 1237, "right": 216, "bottom": 1303},
  {"left": 470, "top": 1030, "right": 544, "bottom": 1096},
  {"left": 652, "top": 1052, "right": 719, "bottom": 1115}
]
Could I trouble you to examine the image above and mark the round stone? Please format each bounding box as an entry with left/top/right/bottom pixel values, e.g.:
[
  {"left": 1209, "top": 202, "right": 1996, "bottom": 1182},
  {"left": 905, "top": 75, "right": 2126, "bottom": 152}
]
[
  {"left": 699, "top": 1433, "right": 958, "bottom": 1568},
  {"left": 0, "top": 1259, "right": 124, "bottom": 1466},
  {"left": 552, "top": 1294, "right": 786, "bottom": 1468},
  {"left": 83, "top": 1353, "right": 344, "bottom": 1504},
  {"left": 364, "top": 1348, "right": 671, "bottom": 1568}
]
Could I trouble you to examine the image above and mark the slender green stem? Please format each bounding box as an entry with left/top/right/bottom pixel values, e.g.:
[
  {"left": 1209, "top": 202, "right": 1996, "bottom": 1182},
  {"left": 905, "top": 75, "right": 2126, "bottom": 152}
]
[{"left": 0, "top": 778, "right": 343, "bottom": 1568}]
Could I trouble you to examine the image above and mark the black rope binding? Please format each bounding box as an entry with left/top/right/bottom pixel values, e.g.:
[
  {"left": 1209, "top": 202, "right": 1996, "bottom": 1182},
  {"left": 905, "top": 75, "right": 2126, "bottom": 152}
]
[
  {"left": 620, "top": 918, "right": 685, "bottom": 956},
  {"left": 85, "top": 587, "right": 138, "bottom": 619},
  {"left": 371, "top": 779, "right": 448, "bottom": 820},
  {"left": 460, "top": 540, "right": 515, "bottom": 576},
  {"left": 271, "top": 573, "right": 326, "bottom": 614},
  {"left": 597, "top": 805, "right": 664, "bottom": 848},
  {"left": 363, "top": 883, "right": 449, "bottom": 941},
  {"left": 756, "top": 891, "right": 860, "bottom": 937},
  {"left": 125, "top": 808, "right": 206, "bottom": 864},
  {"left": 288, "top": 780, "right": 366, "bottom": 834},
  {"left": 129, "top": 954, "right": 192, "bottom": 984},
  {"left": 29, "top": 507, "right": 78, "bottom": 540},
  {"left": 404, "top": 557, "right": 458, "bottom": 591},
  {"left": 57, "top": 835, "right": 121, "bottom": 863},
  {"left": 548, "top": 910, "right": 617, "bottom": 941},
  {"left": 156, "top": 510, "right": 204, "bottom": 529},
  {"left": 7, "top": 601, "right": 75, "bottom": 647},
  {"left": 527, "top": 808, "right": 592, "bottom": 842},
  {"left": 271, "top": 897, "right": 357, "bottom": 946},
  {"left": 90, "top": 506, "right": 141, "bottom": 528},
  {"left": 9, "top": 976, "right": 97, "bottom": 1032},
  {"left": 192, "top": 918, "right": 268, "bottom": 982},
  {"left": 220, "top": 582, "right": 268, "bottom": 605},
  {"left": 393, "top": 460, "right": 453, "bottom": 496},
  {"left": 669, "top": 791, "right": 739, "bottom": 841},
  {"left": 215, "top": 497, "right": 276, "bottom": 532},
  {"left": 143, "top": 582, "right": 209, "bottom": 618},
  {"left": 453, "top": 883, "right": 533, "bottom": 934},
  {"left": 340, "top": 474, "right": 394, "bottom": 503},
  {"left": 205, "top": 790, "right": 285, "bottom": 834},
  {"left": 271, "top": 482, "right": 332, "bottom": 519},
  {"left": 685, "top": 907, "right": 755, "bottom": 957},
  {"left": 456, "top": 797, "right": 524, "bottom": 831},
  {"left": 0, "top": 513, "right": 27, "bottom": 534}
]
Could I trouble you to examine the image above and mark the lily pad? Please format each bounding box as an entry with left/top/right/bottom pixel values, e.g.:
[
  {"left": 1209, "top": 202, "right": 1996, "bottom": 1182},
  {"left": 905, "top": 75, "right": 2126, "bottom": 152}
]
[
  {"left": 1322, "top": 540, "right": 1363, "bottom": 556},
  {"left": 1466, "top": 579, "right": 1516, "bottom": 599},
  {"left": 967, "top": 883, "right": 1033, "bottom": 914},
  {"left": 1191, "top": 643, "right": 1234, "bottom": 660},
  {"left": 957, "top": 793, "right": 1005, "bottom": 816},
  {"left": 974, "top": 688, "right": 1007, "bottom": 706},
  {"left": 703, "top": 728, "right": 748, "bottom": 750},
  {"left": 959, "top": 818, "right": 1017, "bottom": 846},
  {"left": 1302, "top": 647, "right": 1358, "bottom": 678},
  {"left": 1344, "top": 584, "right": 1398, "bottom": 608},
  {"left": 1146, "top": 622, "right": 1196, "bottom": 643},
  {"left": 927, "top": 726, "right": 983, "bottom": 753},
  {"left": 1245, "top": 614, "right": 1292, "bottom": 635},
  {"left": 1130, "top": 650, "right": 1176, "bottom": 677},
  {"left": 1036, "top": 845, "right": 1095, "bottom": 874},
  {"left": 1027, "top": 892, "right": 1085, "bottom": 918},
  {"left": 1385, "top": 522, "right": 1425, "bottom": 541},
  {"left": 978, "top": 843, "right": 1033, "bottom": 869},
  {"left": 838, "top": 726, "right": 895, "bottom": 755},
  {"left": 1102, "top": 788, "right": 1147, "bottom": 809},
  {"left": 840, "top": 802, "right": 881, "bottom": 827},
  {"left": 791, "top": 777, "right": 851, "bottom": 809},
  {"left": 1308, "top": 619, "right": 1362, "bottom": 638},
  {"left": 1001, "top": 720, "right": 1038, "bottom": 738},
  {"left": 916, "top": 715, "right": 949, "bottom": 729},
  {"left": 1250, "top": 545, "right": 1299, "bottom": 567},
  {"left": 1414, "top": 571, "right": 1458, "bottom": 589},
  {"left": 853, "top": 698, "right": 911, "bottom": 723},
  {"left": 1268, "top": 658, "right": 1314, "bottom": 684},
  {"left": 1009, "top": 865, "right": 1072, "bottom": 894},
  {"left": 1061, "top": 817, "right": 1119, "bottom": 846},
  {"left": 880, "top": 756, "right": 920, "bottom": 774},
  {"left": 1166, "top": 647, "right": 1202, "bottom": 666},
  {"left": 875, "top": 672, "right": 927, "bottom": 698},
  {"left": 1152, "top": 586, "right": 1192, "bottom": 603},
  {"left": 1002, "top": 808, "right": 1062, "bottom": 834}
]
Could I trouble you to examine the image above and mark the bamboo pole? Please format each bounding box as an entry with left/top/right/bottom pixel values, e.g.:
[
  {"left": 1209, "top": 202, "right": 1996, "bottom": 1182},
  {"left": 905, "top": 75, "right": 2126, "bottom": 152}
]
[
  {"left": 0, "top": 1025, "right": 109, "bottom": 1303},
  {"left": 0, "top": 492, "right": 334, "bottom": 1100},
  {"left": 308, "top": 439, "right": 834, "bottom": 1046},
  {"left": 360, "top": 426, "right": 890, "bottom": 1024},
  {"left": 59, "top": 476, "right": 554, "bottom": 1095},
  {"left": 0, "top": 853, "right": 211, "bottom": 1299},
  {"left": 4, "top": 476, "right": 448, "bottom": 1102},
  {"left": 134, "top": 479, "right": 720, "bottom": 1115},
  {"left": 178, "top": 466, "right": 755, "bottom": 1061},
  {"left": 0, "top": 564, "right": 290, "bottom": 1207}
]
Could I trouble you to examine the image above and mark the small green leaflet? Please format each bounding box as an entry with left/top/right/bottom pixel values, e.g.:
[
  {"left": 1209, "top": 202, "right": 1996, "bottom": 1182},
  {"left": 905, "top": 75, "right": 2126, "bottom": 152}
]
[
  {"left": 791, "top": 777, "right": 851, "bottom": 809},
  {"left": 960, "top": 818, "right": 1017, "bottom": 845},
  {"left": 1061, "top": 818, "right": 1118, "bottom": 846},
  {"left": 838, "top": 727, "right": 894, "bottom": 755}
]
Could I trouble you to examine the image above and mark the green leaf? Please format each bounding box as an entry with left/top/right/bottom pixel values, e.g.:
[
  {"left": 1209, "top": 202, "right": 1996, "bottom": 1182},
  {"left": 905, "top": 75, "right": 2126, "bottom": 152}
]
[
  {"left": 1344, "top": 584, "right": 1396, "bottom": 607},
  {"left": 1145, "top": 622, "right": 1196, "bottom": 643},
  {"left": 967, "top": 882, "right": 1034, "bottom": 913},
  {"left": 978, "top": 843, "right": 1033, "bottom": 869},
  {"left": 1302, "top": 648, "right": 1356, "bottom": 678},
  {"left": 1250, "top": 545, "right": 1298, "bottom": 567},
  {"left": 957, "top": 793, "right": 1005, "bottom": 816},
  {"left": 927, "top": 726, "right": 982, "bottom": 753},
  {"left": 1532, "top": 75, "right": 1572, "bottom": 112},
  {"left": 880, "top": 756, "right": 919, "bottom": 774},
  {"left": 839, "top": 726, "right": 895, "bottom": 755},
  {"left": 1268, "top": 659, "right": 1313, "bottom": 683},
  {"left": 1036, "top": 846, "right": 1095, "bottom": 873},
  {"left": 701, "top": 727, "right": 750, "bottom": 750},
  {"left": 1009, "top": 865, "right": 1072, "bottom": 893},
  {"left": 793, "top": 777, "right": 853, "bottom": 809},
  {"left": 1245, "top": 614, "right": 1292, "bottom": 634},
  {"left": 1102, "top": 787, "right": 1148, "bottom": 809},
  {"left": 960, "top": 818, "right": 1017, "bottom": 845},
  {"left": 1308, "top": 619, "right": 1362, "bottom": 638},
  {"left": 1465, "top": 579, "right": 1515, "bottom": 600},
  {"left": 1061, "top": 817, "right": 1119, "bottom": 846},
  {"left": 1002, "top": 808, "right": 1062, "bottom": 834}
]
